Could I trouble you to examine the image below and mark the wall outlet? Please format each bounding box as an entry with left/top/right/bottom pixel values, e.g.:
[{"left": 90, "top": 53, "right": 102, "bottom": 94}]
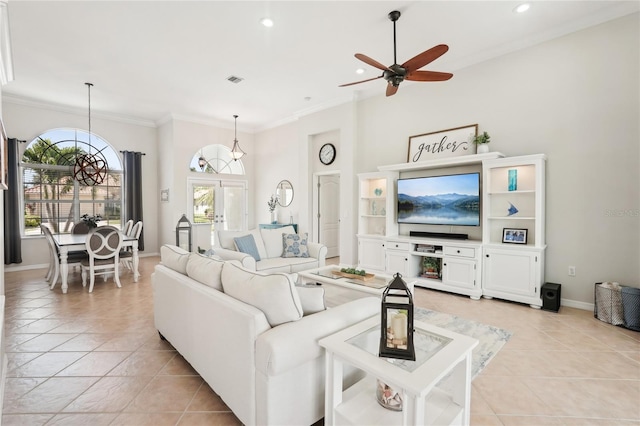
[{"left": 568, "top": 266, "right": 576, "bottom": 276}]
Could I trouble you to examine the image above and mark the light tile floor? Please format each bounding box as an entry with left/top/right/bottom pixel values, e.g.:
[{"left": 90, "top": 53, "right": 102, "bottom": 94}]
[{"left": 3, "top": 256, "right": 639, "bottom": 425}]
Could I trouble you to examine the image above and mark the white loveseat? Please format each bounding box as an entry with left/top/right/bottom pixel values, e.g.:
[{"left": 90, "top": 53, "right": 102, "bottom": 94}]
[
  {"left": 213, "top": 225, "right": 327, "bottom": 273},
  {"left": 152, "top": 244, "right": 378, "bottom": 426}
]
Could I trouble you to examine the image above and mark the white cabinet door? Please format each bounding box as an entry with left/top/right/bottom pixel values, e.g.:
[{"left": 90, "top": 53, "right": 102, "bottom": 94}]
[
  {"left": 358, "top": 238, "right": 385, "bottom": 272},
  {"left": 442, "top": 257, "right": 476, "bottom": 290},
  {"left": 385, "top": 250, "right": 408, "bottom": 276},
  {"left": 483, "top": 247, "right": 542, "bottom": 306}
]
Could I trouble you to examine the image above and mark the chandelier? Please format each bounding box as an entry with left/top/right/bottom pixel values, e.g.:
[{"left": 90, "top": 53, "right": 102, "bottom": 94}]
[
  {"left": 230, "top": 114, "right": 245, "bottom": 161},
  {"left": 73, "top": 82, "right": 108, "bottom": 185}
]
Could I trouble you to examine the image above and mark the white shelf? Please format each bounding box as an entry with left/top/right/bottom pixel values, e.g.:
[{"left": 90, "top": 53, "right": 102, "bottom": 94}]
[
  {"left": 487, "top": 216, "right": 535, "bottom": 220},
  {"left": 487, "top": 190, "right": 535, "bottom": 195},
  {"left": 378, "top": 152, "right": 505, "bottom": 172},
  {"left": 336, "top": 376, "right": 462, "bottom": 426}
]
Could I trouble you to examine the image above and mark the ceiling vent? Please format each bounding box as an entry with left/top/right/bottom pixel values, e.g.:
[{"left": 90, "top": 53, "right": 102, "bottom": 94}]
[{"left": 226, "top": 75, "right": 244, "bottom": 84}]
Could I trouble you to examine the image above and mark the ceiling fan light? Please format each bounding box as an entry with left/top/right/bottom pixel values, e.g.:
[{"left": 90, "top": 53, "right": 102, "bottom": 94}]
[
  {"left": 514, "top": 3, "right": 530, "bottom": 13},
  {"left": 356, "top": 68, "right": 365, "bottom": 74}
]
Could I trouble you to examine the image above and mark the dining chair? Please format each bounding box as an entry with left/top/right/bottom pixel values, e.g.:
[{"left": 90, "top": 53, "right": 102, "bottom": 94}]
[
  {"left": 41, "top": 224, "right": 89, "bottom": 290},
  {"left": 71, "top": 221, "right": 91, "bottom": 235},
  {"left": 123, "top": 219, "right": 134, "bottom": 236},
  {"left": 81, "top": 225, "right": 124, "bottom": 293},
  {"left": 120, "top": 220, "right": 142, "bottom": 270}
]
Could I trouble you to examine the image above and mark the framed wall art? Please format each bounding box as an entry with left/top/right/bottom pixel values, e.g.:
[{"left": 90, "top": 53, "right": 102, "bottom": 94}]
[{"left": 407, "top": 124, "right": 477, "bottom": 164}]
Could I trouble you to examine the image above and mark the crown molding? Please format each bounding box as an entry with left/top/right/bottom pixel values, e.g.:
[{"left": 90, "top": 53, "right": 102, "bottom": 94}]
[
  {"left": 3, "top": 94, "right": 157, "bottom": 128},
  {"left": 0, "top": 1, "right": 14, "bottom": 85}
]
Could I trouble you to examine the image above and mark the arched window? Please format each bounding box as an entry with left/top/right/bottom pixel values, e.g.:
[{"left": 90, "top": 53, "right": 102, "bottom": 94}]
[
  {"left": 22, "top": 128, "right": 123, "bottom": 235},
  {"left": 189, "top": 144, "right": 245, "bottom": 175}
]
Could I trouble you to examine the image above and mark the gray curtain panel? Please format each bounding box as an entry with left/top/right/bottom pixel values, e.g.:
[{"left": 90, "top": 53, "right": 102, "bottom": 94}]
[
  {"left": 4, "top": 138, "right": 23, "bottom": 264},
  {"left": 121, "top": 150, "right": 145, "bottom": 251}
]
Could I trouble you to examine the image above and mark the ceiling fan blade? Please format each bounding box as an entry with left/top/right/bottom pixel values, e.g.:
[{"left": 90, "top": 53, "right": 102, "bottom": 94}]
[
  {"left": 406, "top": 70, "right": 453, "bottom": 82},
  {"left": 401, "top": 44, "right": 449, "bottom": 72},
  {"left": 386, "top": 83, "right": 399, "bottom": 97},
  {"left": 355, "top": 53, "right": 392, "bottom": 71},
  {"left": 339, "top": 75, "right": 383, "bottom": 87}
]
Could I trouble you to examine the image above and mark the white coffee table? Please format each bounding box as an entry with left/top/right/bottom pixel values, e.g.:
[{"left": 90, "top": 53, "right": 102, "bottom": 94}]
[
  {"left": 319, "top": 316, "right": 478, "bottom": 426},
  {"left": 298, "top": 266, "right": 414, "bottom": 306}
]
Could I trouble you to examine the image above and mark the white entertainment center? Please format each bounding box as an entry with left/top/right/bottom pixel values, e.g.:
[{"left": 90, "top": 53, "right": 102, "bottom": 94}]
[{"left": 357, "top": 152, "right": 546, "bottom": 308}]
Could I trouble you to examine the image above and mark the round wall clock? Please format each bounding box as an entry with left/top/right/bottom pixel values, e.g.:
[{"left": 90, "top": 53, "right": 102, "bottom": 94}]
[{"left": 319, "top": 143, "right": 336, "bottom": 165}]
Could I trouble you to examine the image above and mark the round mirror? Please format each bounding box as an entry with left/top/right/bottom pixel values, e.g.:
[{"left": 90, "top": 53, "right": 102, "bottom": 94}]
[{"left": 276, "top": 180, "right": 294, "bottom": 207}]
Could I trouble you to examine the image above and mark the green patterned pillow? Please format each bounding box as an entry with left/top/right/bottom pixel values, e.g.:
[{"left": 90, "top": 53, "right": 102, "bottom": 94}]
[{"left": 282, "top": 233, "right": 309, "bottom": 258}]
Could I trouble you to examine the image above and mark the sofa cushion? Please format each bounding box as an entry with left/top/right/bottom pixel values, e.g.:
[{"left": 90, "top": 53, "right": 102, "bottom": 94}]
[
  {"left": 234, "top": 234, "right": 261, "bottom": 261},
  {"left": 260, "top": 225, "right": 296, "bottom": 258},
  {"left": 218, "top": 229, "right": 267, "bottom": 259},
  {"left": 296, "top": 285, "right": 326, "bottom": 315},
  {"left": 282, "top": 232, "right": 309, "bottom": 258},
  {"left": 160, "top": 244, "right": 190, "bottom": 274},
  {"left": 221, "top": 262, "right": 303, "bottom": 326},
  {"left": 186, "top": 252, "right": 225, "bottom": 291}
]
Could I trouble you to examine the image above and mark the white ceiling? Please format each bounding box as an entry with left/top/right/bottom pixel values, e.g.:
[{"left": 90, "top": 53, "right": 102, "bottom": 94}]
[{"left": 3, "top": 1, "right": 638, "bottom": 132}]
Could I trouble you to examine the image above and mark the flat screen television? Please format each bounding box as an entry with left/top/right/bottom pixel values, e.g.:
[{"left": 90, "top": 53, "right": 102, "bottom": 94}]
[{"left": 397, "top": 173, "right": 480, "bottom": 226}]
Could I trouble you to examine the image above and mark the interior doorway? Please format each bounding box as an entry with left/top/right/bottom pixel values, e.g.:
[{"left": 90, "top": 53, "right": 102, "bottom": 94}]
[{"left": 313, "top": 172, "right": 341, "bottom": 258}]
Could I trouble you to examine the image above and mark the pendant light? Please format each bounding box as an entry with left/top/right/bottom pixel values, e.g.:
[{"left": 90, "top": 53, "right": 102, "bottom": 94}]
[
  {"left": 198, "top": 148, "right": 207, "bottom": 170},
  {"left": 230, "top": 114, "right": 245, "bottom": 161},
  {"left": 73, "top": 82, "right": 108, "bottom": 185}
]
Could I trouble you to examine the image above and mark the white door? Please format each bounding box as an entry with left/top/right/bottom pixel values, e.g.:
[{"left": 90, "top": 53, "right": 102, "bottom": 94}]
[
  {"left": 188, "top": 178, "right": 247, "bottom": 250},
  {"left": 318, "top": 174, "right": 340, "bottom": 258}
]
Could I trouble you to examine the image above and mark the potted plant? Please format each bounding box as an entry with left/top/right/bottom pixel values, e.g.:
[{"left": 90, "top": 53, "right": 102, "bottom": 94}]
[
  {"left": 267, "top": 195, "right": 278, "bottom": 224},
  {"left": 472, "top": 131, "right": 491, "bottom": 154}
]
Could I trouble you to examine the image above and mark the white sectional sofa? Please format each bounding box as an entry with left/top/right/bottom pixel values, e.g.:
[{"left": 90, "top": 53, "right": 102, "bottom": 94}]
[
  {"left": 152, "top": 244, "right": 378, "bottom": 426},
  {"left": 213, "top": 225, "right": 327, "bottom": 273}
]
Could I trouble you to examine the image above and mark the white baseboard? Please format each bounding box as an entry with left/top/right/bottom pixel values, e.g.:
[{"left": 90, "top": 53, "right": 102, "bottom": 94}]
[
  {"left": 5, "top": 251, "right": 159, "bottom": 273},
  {"left": 561, "top": 298, "right": 594, "bottom": 311}
]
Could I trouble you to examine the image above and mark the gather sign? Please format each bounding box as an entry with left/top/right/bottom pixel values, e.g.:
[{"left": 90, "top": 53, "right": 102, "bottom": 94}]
[{"left": 407, "top": 124, "right": 478, "bottom": 163}]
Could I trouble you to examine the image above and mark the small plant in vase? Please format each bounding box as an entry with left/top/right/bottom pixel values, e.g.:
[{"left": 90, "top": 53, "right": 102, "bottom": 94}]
[
  {"left": 80, "top": 213, "right": 102, "bottom": 228},
  {"left": 472, "top": 131, "right": 491, "bottom": 154},
  {"left": 267, "top": 195, "right": 278, "bottom": 224}
]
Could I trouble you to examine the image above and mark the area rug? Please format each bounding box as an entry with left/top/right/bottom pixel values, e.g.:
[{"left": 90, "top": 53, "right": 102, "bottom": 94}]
[{"left": 414, "top": 307, "right": 512, "bottom": 379}]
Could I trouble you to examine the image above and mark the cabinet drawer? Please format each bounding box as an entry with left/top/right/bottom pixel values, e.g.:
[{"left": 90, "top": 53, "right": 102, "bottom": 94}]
[
  {"left": 444, "top": 246, "right": 475, "bottom": 258},
  {"left": 386, "top": 241, "right": 409, "bottom": 251}
]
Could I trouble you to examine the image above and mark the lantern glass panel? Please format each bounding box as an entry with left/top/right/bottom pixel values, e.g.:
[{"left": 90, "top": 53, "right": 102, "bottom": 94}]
[{"left": 384, "top": 308, "right": 409, "bottom": 350}]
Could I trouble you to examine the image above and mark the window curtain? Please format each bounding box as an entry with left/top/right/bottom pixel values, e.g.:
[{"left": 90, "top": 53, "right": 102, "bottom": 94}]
[
  {"left": 122, "top": 150, "right": 144, "bottom": 250},
  {"left": 4, "top": 138, "right": 23, "bottom": 264}
]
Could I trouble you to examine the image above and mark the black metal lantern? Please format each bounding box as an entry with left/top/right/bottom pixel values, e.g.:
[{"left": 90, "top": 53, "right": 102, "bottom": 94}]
[
  {"left": 379, "top": 273, "right": 415, "bottom": 361},
  {"left": 175, "top": 214, "right": 192, "bottom": 252}
]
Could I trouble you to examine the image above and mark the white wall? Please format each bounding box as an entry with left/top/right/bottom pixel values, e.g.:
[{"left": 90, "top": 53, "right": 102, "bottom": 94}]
[
  {"left": 2, "top": 101, "right": 160, "bottom": 268},
  {"left": 256, "top": 13, "right": 639, "bottom": 305}
]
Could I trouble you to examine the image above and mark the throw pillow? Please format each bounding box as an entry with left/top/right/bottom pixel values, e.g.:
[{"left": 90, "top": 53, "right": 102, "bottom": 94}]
[
  {"left": 296, "top": 285, "right": 326, "bottom": 315},
  {"left": 282, "top": 233, "right": 309, "bottom": 258},
  {"left": 221, "top": 262, "right": 303, "bottom": 326},
  {"left": 160, "top": 244, "right": 190, "bottom": 274},
  {"left": 218, "top": 229, "right": 267, "bottom": 259},
  {"left": 186, "top": 253, "right": 225, "bottom": 291},
  {"left": 234, "top": 234, "right": 261, "bottom": 261},
  {"left": 260, "top": 225, "right": 296, "bottom": 258}
]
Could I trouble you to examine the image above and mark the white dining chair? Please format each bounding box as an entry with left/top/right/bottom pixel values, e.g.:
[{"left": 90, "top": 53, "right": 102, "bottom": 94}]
[
  {"left": 123, "top": 219, "right": 134, "bottom": 236},
  {"left": 81, "top": 225, "right": 123, "bottom": 293},
  {"left": 121, "top": 220, "right": 142, "bottom": 270},
  {"left": 41, "top": 224, "right": 88, "bottom": 290}
]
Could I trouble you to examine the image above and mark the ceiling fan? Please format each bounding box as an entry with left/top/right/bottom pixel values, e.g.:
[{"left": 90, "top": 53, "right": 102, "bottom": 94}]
[{"left": 340, "top": 10, "right": 453, "bottom": 97}]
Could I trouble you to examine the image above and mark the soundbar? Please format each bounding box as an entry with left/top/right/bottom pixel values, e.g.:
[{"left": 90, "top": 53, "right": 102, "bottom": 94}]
[{"left": 409, "top": 231, "right": 468, "bottom": 240}]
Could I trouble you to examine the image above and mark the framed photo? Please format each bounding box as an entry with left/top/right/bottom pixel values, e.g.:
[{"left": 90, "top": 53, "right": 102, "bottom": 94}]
[
  {"left": 0, "top": 119, "right": 8, "bottom": 190},
  {"left": 503, "top": 228, "right": 528, "bottom": 244},
  {"left": 407, "top": 124, "right": 477, "bottom": 164}
]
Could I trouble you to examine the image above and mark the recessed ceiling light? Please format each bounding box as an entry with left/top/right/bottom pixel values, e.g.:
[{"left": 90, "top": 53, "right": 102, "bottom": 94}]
[
  {"left": 260, "top": 18, "right": 274, "bottom": 27},
  {"left": 514, "top": 3, "right": 530, "bottom": 13},
  {"left": 356, "top": 68, "right": 365, "bottom": 75}
]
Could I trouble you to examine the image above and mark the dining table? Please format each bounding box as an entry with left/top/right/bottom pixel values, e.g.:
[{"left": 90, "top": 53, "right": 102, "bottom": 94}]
[{"left": 52, "top": 232, "right": 140, "bottom": 294}]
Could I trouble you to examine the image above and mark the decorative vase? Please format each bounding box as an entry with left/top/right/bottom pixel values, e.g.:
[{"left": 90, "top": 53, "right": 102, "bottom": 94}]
[
  {"left": 270, "top": 211, "right": 276, "bottom": 224},
  {"left": 477, "top": 144, "right": 489, "bottom": 154}
]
